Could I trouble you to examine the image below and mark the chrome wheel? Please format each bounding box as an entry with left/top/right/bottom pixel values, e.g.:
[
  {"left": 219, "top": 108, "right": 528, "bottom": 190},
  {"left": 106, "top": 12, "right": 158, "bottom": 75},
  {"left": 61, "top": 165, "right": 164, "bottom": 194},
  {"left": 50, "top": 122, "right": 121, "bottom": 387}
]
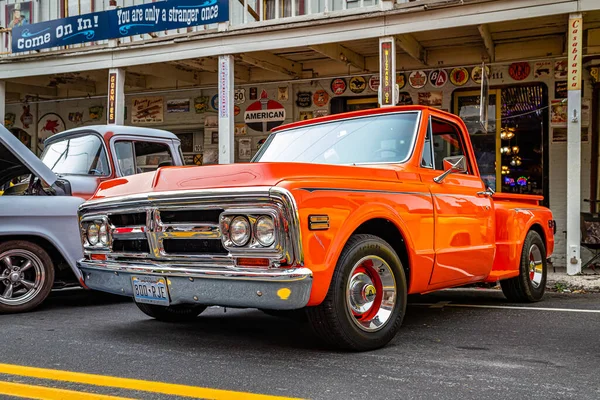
[
  {"left": 346, "top": 255, "right": 396, "bottom": 332},
  {"left": 0, "top": 250, "right": 45, "bottom": 306},
  {"left": 528, "top": 244, "right": 544, "bottom": 289}
]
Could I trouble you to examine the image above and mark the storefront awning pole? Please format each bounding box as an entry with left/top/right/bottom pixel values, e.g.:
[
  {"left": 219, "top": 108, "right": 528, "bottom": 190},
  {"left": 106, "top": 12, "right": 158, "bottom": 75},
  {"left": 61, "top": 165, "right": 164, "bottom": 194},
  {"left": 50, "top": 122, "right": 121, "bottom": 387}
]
[
  {"left": 0, "top": 81, "right": 5, "bottom": 129},
  {"left": 567, "top": 13, "right": 582, "bottom": 275},
  {"left": 218, "top": 55, "right": 234, "bottom": 164}
]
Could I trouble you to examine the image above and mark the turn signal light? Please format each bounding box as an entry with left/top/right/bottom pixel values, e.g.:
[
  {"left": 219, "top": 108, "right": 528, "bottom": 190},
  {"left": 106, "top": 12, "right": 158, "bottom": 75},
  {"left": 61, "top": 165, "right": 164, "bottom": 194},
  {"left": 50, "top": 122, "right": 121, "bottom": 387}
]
[
  {"left": 90, "top": 254, "right": 108, "bottom": 261},
  {"left": 236, "top": 257, "right": 270, "bottom": 268}
]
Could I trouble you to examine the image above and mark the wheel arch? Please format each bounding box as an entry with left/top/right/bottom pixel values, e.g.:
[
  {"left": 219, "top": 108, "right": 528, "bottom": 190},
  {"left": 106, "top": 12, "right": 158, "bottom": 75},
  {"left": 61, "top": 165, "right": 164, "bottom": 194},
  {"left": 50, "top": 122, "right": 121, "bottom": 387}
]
[
  {"left": 0, "top": 234, "right": 83, "bottom": 286},
  {"left": 351, "top": 218, "right": 411, "bottom": 290}
]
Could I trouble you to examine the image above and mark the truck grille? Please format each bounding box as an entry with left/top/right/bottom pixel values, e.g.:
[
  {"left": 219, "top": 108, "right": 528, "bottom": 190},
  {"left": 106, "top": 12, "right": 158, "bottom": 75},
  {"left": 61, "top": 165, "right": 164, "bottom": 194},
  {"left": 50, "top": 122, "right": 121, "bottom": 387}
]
[{"left": 108, "top": 208, "right": 224, "bottom": 259}]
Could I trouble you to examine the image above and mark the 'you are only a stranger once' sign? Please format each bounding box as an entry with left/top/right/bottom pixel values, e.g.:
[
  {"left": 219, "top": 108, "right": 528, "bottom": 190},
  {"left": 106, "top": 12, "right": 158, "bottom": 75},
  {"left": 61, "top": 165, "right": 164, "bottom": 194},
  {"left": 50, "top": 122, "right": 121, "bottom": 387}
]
[{"left": 11, "top": 0, "right": 228, "bottom": 53}]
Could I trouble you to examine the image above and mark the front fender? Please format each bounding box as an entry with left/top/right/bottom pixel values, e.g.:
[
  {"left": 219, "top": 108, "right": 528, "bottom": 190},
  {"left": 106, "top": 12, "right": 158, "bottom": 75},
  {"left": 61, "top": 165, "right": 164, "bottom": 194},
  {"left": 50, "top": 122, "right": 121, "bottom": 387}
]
[
  {"left": 0, "top": 197, "right": 85, "bottom": 283},
  {"left": 290, "top": 186, "right": 435, "bottom": 305}
]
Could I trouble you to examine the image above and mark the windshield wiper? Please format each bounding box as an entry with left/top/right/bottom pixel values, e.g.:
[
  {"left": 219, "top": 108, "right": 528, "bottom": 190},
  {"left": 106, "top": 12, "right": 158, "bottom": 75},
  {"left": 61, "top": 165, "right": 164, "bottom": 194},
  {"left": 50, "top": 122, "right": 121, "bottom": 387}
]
[{"left": 50, "top": 140, "right": 70, "bottom": 170}]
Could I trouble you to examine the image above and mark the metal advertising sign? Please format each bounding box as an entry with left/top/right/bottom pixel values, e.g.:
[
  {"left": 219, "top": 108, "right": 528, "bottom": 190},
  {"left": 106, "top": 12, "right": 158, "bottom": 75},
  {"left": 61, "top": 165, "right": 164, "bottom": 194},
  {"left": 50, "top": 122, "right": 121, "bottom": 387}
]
[
  {"left": 379, "top": 38, "right": 395, "bottom": 106},
  {"left": 11, "top": 0, "right": 229, "bottom": 53},
  {"left": 107, "top": 72, "right": 117, "bottom": 124},
  {"left": 569, "top": 16, "right": 582, "bottom": 90}
]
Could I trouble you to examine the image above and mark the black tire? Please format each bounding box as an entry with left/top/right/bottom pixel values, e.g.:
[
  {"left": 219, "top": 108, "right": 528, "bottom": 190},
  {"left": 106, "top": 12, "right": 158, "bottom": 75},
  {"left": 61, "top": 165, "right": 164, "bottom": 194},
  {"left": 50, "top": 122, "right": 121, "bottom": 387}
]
[
  {"left": 135, "top": 302, "right": 207, "bottom": 322},
  {"left": 306, "top": 234, "right": 407, "bottom": 351},
  {"left": 0, "top": 240, "right": 55, "bottom": 314},
  {"left": 501, "top": 231, "right": 547, "bottom": 302}
]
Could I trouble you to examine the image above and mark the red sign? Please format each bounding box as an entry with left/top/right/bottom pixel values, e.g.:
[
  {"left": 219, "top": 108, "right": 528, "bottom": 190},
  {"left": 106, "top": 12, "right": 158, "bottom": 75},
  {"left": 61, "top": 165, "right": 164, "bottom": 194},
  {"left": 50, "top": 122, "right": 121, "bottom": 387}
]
[
  {"left": 508, "top": 62, "right": 531, "bottom": 81},
  {"left": 107, "top": 72, "right": 117, "bottom": 124}
]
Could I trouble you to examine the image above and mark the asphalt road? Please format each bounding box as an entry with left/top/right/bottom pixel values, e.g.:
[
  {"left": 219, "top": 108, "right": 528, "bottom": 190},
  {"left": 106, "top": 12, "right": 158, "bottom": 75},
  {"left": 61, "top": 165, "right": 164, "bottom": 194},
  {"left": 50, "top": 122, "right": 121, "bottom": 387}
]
[{"left": 1, "top": 288, "right": 599, "bottom": 400}]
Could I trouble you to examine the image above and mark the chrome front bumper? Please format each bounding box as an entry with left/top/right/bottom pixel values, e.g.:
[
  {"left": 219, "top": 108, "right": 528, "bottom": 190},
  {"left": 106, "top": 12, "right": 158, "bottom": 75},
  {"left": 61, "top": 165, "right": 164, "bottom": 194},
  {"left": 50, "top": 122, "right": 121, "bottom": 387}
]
[{"left": 78, "top": 260, "right": 312, "bottom": 310}]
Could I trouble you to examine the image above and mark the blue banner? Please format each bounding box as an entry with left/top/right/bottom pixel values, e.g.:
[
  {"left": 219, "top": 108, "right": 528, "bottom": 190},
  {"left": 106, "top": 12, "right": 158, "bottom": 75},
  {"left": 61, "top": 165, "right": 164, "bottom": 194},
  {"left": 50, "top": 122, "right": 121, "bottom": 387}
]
[{"left": 11, "top": 0, "right": 228, "bottom": 53}]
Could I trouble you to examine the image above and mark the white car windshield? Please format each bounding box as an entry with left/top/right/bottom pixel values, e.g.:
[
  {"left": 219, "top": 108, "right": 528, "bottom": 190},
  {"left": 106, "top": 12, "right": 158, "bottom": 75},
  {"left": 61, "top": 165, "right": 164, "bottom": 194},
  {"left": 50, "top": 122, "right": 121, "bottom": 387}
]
[
  {"left": 41, "top": 134, "right": 109, "bottom": 176},
  {"left": 253, "top": 112, "right": 419, "bottom": 165}
]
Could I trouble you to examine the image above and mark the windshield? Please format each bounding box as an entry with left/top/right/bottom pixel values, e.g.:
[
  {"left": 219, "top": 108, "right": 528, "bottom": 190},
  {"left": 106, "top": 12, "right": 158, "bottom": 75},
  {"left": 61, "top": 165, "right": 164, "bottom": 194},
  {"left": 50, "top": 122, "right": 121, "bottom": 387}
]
[
  {"left": 253, "top": 112, "right": 419, "bottom": 165},
  {"left": 41, "top": 134, "right": 109, "bottom": 176}
]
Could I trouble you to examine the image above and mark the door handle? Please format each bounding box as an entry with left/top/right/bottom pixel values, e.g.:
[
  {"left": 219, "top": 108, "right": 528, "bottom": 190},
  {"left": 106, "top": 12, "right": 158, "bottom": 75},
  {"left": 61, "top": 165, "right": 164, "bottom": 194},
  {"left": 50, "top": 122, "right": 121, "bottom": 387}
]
[{"left": 477, "top": 190, "right": 494, "bottom": 198}]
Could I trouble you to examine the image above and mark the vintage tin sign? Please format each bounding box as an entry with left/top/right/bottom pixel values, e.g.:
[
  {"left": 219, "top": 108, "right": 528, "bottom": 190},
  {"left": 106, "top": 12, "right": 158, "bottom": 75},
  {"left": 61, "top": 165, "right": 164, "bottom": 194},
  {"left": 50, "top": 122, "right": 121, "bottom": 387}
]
[
  {"left": 408, "top": 70, "right": 427, "bottom": 89},
  {"left": 330, "top": 78, "right": 347, "bottom": 96}
]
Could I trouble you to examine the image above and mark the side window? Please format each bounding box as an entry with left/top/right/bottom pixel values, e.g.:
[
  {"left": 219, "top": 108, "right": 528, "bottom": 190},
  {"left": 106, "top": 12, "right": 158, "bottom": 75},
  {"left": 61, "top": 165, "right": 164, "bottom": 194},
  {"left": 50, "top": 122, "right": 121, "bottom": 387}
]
[
  {"left": 114, "top": 141, "right": 135, "bottom": 176},
  {"left": 431, "top": 119, "right": 469, "bottom": 173},
  {"left": 421, "top": 121, "right": 433, "bottom": 168},
  {"left": 134, "top": 142, "right": 173, "bottom": 173}
]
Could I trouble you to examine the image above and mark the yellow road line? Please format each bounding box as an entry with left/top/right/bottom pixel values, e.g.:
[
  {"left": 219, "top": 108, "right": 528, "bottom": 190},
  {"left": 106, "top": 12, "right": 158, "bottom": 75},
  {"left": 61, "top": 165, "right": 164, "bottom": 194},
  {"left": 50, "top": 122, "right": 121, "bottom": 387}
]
[
  {"left": 0, "top": 380, "right": 136, "bottom": 400},
  {"left": 0, "top": 363, "right": 303, "bottom": 400}
]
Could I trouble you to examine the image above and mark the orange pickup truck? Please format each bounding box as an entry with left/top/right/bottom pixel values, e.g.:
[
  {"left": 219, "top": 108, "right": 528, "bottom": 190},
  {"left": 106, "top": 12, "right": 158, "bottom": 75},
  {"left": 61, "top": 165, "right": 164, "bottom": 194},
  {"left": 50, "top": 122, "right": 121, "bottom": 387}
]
[{"left": 77, "top": 106, "right": 555, "bottom": 351}]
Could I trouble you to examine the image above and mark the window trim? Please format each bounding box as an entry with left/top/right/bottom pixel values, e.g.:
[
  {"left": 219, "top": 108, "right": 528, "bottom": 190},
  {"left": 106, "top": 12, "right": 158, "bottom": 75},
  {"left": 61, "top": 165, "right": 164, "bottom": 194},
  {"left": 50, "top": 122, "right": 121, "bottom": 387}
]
[
  {"left": 420, "top": 116, "right": 435, "bottom": 169},
  {"left": 429, "top": 116, "right": 473, "bottom": 175},
  {"left": 252, "top": 110, "right": 422, "bottom": 166},
  {"left": 112, "top": 138, "right": 174, "bottom": 176}
]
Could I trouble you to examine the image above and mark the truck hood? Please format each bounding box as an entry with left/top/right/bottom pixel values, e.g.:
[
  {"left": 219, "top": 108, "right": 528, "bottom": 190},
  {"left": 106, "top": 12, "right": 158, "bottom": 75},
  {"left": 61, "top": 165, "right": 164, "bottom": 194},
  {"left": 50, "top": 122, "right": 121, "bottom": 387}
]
[
  {"left": 0, "top": 125, "right": 58, "bottom": 187},
  {"left": 92, "top": 162, "right": 401, "bottom": 200}
]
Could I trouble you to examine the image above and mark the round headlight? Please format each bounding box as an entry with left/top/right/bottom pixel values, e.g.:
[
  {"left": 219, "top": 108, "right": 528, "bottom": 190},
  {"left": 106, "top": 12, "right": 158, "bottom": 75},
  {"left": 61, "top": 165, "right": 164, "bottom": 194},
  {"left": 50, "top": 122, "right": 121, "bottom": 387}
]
[
  {"left": 87, "top": 223, "right": 99, "bottom": 246},
  {"left": 99, "top": 224, "right": 108, "bottom": 245},
  {"left": 230, "top": 216, "right": 251, "bottom": 247},
  {"left": 255, "top": 216, "right": 275, "bottom": 247}
]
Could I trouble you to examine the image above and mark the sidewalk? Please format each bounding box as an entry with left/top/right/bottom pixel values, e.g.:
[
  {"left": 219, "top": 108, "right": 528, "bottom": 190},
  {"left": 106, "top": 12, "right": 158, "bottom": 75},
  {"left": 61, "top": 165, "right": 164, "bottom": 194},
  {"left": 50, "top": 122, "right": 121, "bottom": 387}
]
[{"left": 546, "top": 265, "right": 600, "bottom": 293}]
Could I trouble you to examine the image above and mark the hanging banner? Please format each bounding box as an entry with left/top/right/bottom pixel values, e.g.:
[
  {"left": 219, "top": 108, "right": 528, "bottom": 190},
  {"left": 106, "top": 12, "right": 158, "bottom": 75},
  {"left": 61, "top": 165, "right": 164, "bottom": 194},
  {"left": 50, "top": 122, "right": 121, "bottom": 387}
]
[
  {"left": 568, "top": 16, "right": 582, "bottom": 90},
  {"left": 11, "top": 0, "right": 229, "bottom": 53}
]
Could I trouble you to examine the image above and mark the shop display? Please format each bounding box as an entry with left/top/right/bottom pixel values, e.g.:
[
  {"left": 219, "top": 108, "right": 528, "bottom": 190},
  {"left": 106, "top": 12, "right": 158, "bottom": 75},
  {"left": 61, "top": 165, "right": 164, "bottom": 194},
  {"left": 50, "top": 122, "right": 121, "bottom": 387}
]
[
  {"left": 244, "top": 90, "right": 286, "bottom": 132},
  {"left": 166, "top": 99, "right": 190, "bottom": 113},
  {"left": 554, "top": 81, "right": 567, "bottom": 99},
  {"left": 397, "top": 92, "right": 413, "bottom": 105},
  {"left": 554, "top": 60, "right": 567, "bottom": 79},
  {"left": 314, "top": 109, "right": 328, "bottom": 118},
  {"left": 235, "top": 123, "right": 247, "bottom": 135},
  {"left": 331, "top": 78, "right": 347, "bottom": 95},
  {"left": 4, "top": 113, "right": 15, "bottom": 128},
  {"left": 471, "top": 65, "right": 489, "bottom": 84},
  {"left": 68, "top": 112, "right": 83, "bottom": 124},
  {"left": 89, "top": 106, "right": 104, "bottom": 121},
  {"left": 396, "top": 73, "right": 406, "bottom": 90},
  {"left": 132, "top": 97, "right": 163, "bottom": 123},
  {"left": 408, "top": 70, "right": 427, "bottom": 89},
  {"left": 249, "top": 87, "right": 258, "bottom": 100},
  {"left": 429, "top": 69, "right": 448, "bottom": 88},
  {"left": 238, "top": 138, "right": 252, "bottom": 160},
  {"left": 368, "top": 75, "right": 380, "bottom": 92},
  {"left": 508, "top": 62, "right": 531, "bottom": 81},
  {"left": 20, "top": 105, "right": 33, "bottom": 128},
  {"left": 37, "top": 113, "right": 66, "bottom": 152},
  {"left": 313, "top": 90, "right": 329, "bottom": 107},
  {"left": 449, "top": 67, "right": 469, "bottom": 86},
  {"left": 296, "top": 92, "right": 312, "bottom": 107},
  {"left": 234, "top": 88, "right": 246, "bottom": 104},
  {"left": 194, "top": 96, "right": 209, "bottom": 113},
  {"left": 418, "top": 92, "right": 442, "bottom": 107},
  {"left": 550, "top": 100, "right": 567, "bottom": 126},
  {"left": 299, "top": 111, "right": 313, "bottom": 120},
  {"left": 277, "top": 87, "right": 289, "bottom": 101},
  {"left": 533, "top": 61, "right": 552, "bottom": 79},
  {"left": 349, "top": 76, "right": 367, "bottom": 93}
]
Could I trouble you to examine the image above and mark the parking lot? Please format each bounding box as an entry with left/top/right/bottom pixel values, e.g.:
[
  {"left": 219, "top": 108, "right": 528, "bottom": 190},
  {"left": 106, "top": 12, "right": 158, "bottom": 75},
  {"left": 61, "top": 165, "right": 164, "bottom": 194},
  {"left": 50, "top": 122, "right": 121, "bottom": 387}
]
[{"left": 1, "top": 288, "right": 599, "bottom": 399}]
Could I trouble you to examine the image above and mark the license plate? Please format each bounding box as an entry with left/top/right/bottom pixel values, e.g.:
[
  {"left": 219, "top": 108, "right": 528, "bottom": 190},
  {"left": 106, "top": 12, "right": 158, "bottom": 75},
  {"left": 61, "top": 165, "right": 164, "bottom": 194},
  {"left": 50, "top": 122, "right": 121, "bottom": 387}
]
[{"left": 131, "top": 275, "right": 170, "bottom": 306}]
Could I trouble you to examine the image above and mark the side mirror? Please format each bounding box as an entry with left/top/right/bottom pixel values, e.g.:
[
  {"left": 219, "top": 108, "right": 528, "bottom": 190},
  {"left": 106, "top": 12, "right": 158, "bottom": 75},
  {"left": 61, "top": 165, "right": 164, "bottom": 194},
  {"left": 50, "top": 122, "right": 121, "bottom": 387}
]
[{"left": 433, "top": 155, "right": 467, "bottom": 184}]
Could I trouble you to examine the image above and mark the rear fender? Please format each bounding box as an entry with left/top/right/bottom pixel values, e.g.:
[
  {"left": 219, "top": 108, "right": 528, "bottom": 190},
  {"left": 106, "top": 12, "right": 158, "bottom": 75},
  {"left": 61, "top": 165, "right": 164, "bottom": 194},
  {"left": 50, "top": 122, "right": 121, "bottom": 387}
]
[{"left": 492, "top": 205, "right": 554, "bottom": 274}]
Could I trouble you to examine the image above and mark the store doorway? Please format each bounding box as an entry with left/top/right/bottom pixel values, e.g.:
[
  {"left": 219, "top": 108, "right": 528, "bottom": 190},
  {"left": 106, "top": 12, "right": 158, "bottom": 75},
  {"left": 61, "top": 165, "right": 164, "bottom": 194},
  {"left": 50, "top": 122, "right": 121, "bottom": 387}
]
[{"left": 454, "top": 83, "right": 549, "bottom": 206}]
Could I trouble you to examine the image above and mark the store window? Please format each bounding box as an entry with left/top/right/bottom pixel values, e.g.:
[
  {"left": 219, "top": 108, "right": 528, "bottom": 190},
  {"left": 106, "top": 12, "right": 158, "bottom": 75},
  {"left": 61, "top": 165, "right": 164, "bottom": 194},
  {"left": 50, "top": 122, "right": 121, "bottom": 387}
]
[{"left": 454, "top": 83, "right": 548, "bottom": 202}]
